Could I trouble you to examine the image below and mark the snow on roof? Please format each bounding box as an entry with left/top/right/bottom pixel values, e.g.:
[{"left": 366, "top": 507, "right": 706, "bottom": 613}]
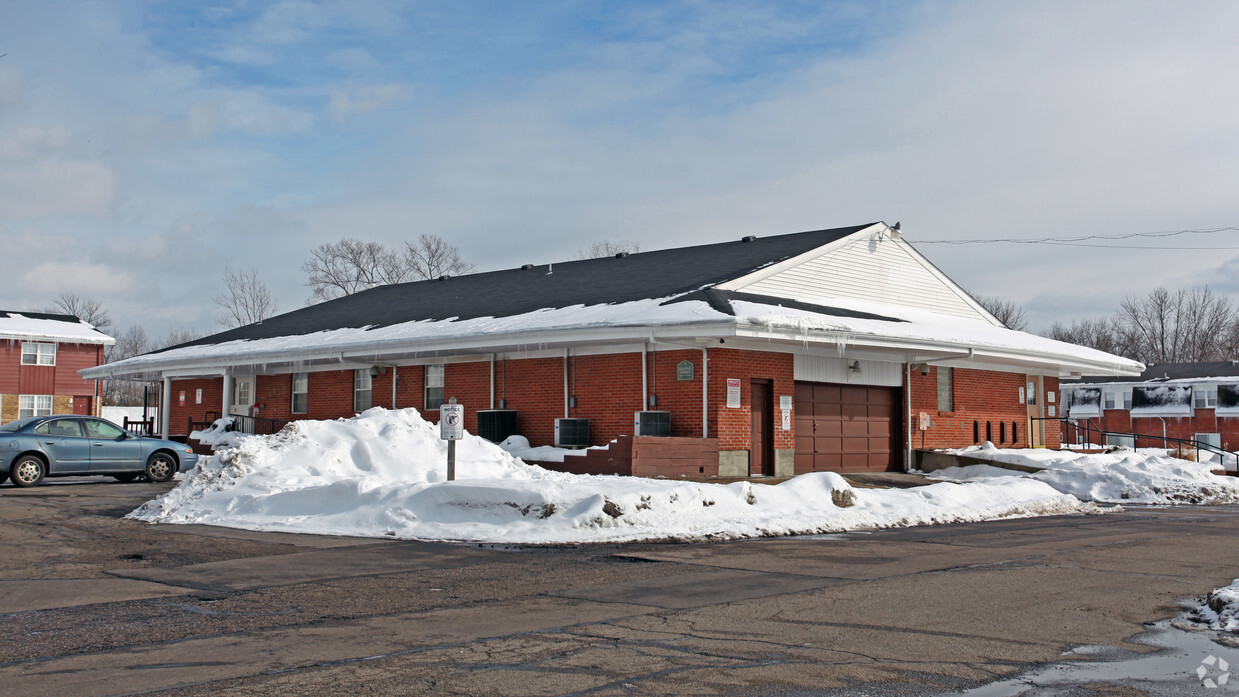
[
  {"left": 1129, "top": 384, "right": 1193, "bottom": 417},
  {"left": 0, "top": 311, "right": 114, "bottom": 345},
  {"left": 87, "top": 291, "right": 1141, "bottom": 380}
]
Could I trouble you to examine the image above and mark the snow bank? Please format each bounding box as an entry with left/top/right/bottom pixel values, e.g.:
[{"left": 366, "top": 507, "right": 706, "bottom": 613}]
[
  {"left": 931, "top": 444, "right": 1239, "bottom": 505},
  {"left": 190, "top": 417, "right": 244, "bottom": 450},
  {"left": 130, "top": 408, "right": 1092, "bottom": 544}
]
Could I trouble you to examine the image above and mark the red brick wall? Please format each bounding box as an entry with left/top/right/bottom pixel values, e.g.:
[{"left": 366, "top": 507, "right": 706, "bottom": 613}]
[
  {"left": 168, "top": 378, "right": 224, "bottom": 435},
  {"left": 909, "top": 367, "right": 1059, "bottom": 449},
  {"left": 707, "top": 349, "right": 796, "bottom": 452}
]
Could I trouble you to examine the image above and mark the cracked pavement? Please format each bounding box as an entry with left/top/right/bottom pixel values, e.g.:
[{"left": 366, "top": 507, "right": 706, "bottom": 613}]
[{"left": 3, "top": 481, "right": 1239, "bottom": 696}]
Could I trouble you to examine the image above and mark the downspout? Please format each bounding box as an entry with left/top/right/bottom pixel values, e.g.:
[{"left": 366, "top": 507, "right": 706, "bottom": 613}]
[
  {"left": 391, "top": 366, "right": 398, "bottom": 409},
  {"left": 490, "top": 353, "right": 496, "bottom": 409},
  {"left": 563, "top": 348, "right": 570, "bottom": 418},
  {"left": 654, "top": 338, "right": 709, "bottom": 438},
  {"left": 906, "top": 361, "right": 914, "bottom": 472},
  {"left": 642, "top": 342, "right": 648, "bottom": 410},
  {"left": 160, "top": 375, "right": 171, "bottom": 439}
]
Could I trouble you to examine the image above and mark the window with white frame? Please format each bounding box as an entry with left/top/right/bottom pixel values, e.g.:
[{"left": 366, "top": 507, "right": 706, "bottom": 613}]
[
  {"left": 1197, "top": 433, "right": 1222, "bottom": 449},
  {"left": 1194, "top": 385, "right": 1218, "bottom": 409},
  {"left": 292, "top": 373, "right": 309, "bottom": 414},
  {"left": 18, "top": 395, "right": 52, "bottom": 419},
  {"left": 425, "top": 365, "right": 445, "bottom": 410},
  {"left": 354, "top": 369, "right": 372, "bottom": 412},
  {"left": 1122, "top": 389, "right": 1132, "bottom": 409},
  {"left": 21, "top": 342, "right": 56, "bottom": 366},
  {"left": 1103, "top": 391, "right": 1116, "bottom": 409}
]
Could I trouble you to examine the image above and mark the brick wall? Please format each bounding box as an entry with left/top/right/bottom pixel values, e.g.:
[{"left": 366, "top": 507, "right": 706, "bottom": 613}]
[
  {"left": 168, "top": 378, "right": 224, "bottom": 435},
  {"left": 707, "top": 348, "right": 796, "bottom": 452},
  {"left": 908, "top": 367, "right": 1060, "bottom": 449}
]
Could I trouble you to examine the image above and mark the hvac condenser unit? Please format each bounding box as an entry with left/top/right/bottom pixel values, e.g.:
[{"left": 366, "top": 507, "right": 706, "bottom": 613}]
[
  {"left": 476, "top": 409, "right": 519, "bottom": 443},
  {"left": 633, "top": 410, "right": 671, "bottom": 437},
  {"left": 554, "top": 418, "right": 590, "bottom": 447}
]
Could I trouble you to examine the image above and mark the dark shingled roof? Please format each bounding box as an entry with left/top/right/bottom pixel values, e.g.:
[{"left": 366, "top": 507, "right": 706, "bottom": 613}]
[
  {"left": 1070, "top": 361, "right": 1239, "bottom": 384},
  {"left": 163, "top": 223, "right": 884, "bottom": 353},
  {"left": 1, "top": 310, "right": 84, "bottom": 324}
]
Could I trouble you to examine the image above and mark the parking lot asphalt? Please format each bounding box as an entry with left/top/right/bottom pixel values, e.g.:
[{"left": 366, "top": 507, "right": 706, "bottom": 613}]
[{"left": 3, "top": 480, "right": 1239, "bottom": 696}]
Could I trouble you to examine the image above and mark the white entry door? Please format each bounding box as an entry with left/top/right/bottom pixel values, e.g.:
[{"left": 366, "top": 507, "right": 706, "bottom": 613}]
[{"left": 231, "top": 376, "right": 256, "bottom": 416}]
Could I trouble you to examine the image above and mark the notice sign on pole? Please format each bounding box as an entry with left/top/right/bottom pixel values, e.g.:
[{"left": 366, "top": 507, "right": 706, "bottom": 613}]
[
  {"left": 440, "top": 403, "right": 464, "bottom": 440},
  {"left": 726, "top": 378, "right": 742, "bottom": 408}
]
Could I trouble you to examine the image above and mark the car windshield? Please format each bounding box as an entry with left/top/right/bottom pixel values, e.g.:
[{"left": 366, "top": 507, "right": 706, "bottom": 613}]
[{"left": 0, "top": 417, "right": 41, "bottom": 432}]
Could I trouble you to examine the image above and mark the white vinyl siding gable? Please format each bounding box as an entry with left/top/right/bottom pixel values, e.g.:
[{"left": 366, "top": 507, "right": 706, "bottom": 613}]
[{"left": 720, "top": 234, "right": 997, "bottom": 323}]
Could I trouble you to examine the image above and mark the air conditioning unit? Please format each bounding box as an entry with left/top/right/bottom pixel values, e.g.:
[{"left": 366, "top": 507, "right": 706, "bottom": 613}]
[
  {"left": 634, "top": 410, "right": 671, "bottom": 437},
  {"left": 477, "top": 409, "right": 519, "bottom": 443},
  {"left": 554, "top": 418, "right": 590, "bottom": 447}
]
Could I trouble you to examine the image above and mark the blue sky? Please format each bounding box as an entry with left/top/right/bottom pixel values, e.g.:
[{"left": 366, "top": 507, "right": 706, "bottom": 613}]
[{"left": 2, "top": 1, "right": 1238, "bottom": 339}]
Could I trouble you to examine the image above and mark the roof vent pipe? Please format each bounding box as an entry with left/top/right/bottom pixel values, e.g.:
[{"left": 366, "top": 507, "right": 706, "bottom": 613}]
[
  {"left": 741, "top": 235, "right": 757, "bottom": 243},
  {"left": 521, "top": 264, "right": 534, "bottom": 270},
  {"left": 615, "top": 252, "right": 628, "bottom": 258}
]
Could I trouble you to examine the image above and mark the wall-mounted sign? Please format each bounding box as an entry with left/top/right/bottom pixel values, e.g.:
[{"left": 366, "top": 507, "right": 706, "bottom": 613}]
[
  {"left": 178, "top": 391, "right": 186, "bottom": 407},
  {"left": 1047, "top": 391, "right": 1056, "bottom": 404},
  {"left": 781, "top": 409, "right": 791, "bottom": 431},
  {"left": 1048, "top": 405, "right": 1056, "bottom": 417},
  {"left": 677, "top": 360, "right": 694, "bottom": 381},
  {"left": 195, "top": 389, "right": 203, "bottom": 405},
  {"left": 726, "top": 378, "right": 741, "bottom": 408},
  {"left": 1018, "top": 387, "right": 1026, "bottom": 404},
  {"left": 779, "top": 395, "right": 793, "bottom": 410}
]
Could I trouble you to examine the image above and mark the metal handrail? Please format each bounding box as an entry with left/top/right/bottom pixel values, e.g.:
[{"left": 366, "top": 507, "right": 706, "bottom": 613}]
[
  {"left": 1050, "top": 416, "right": 1239, "bottom": 472},
  {"left": 226, "top": 413, "right": 290, "bottom": 436}
]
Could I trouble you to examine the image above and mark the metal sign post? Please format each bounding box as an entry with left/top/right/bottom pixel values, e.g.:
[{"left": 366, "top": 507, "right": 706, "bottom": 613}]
[{"left": 439, "top": 398, "right": 464, "bottom": 481}]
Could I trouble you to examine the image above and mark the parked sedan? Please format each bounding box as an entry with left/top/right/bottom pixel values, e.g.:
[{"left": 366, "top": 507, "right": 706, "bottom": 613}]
[{"left": 0, "top": 415, "right": 198, "bottom": 487}]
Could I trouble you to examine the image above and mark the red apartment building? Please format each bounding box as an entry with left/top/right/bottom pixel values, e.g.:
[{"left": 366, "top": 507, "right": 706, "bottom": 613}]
[
  {"left": 1, "top": 311, "right": 114, "bottom": 423},
  {"left": 85, "top": 223, "right": 1142, "bottom": 476}
]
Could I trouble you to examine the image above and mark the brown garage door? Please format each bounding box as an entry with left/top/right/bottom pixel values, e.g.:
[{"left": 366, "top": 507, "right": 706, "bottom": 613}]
[{"left": 794, "top": 382, "right": 900, "bottom": 473}]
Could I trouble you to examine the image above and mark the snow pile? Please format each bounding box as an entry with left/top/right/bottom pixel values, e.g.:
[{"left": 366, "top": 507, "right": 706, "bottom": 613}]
[
  {"left": 931, "top": 443, "right": 1239, "bottom": 505},
  {"left": 130, "top": 408, "right": 1092, "bottom": 544},
  {"left": 497, "top": 435, "right": 609, "bottom": 463},
  {"left": 1188, "top": 579, "right": 1239, "bottom": 632},
  {"left": 190, "top": 417, "right": 244, "bottom": 450}
]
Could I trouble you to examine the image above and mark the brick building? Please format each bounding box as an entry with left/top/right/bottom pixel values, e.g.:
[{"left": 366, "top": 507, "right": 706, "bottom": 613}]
[
  {"left": 84, "top": 223, "right": 1141, "bottom": 475},
  {"left": 0, "top": 311, "right": 114, "bottom": 423},
  {"left": 1061, "top": 362, "right": 1239, "bottom": 452}
]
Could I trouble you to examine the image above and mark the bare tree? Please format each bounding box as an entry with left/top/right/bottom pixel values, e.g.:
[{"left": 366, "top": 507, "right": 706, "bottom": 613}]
[
  {"left": 46, "top": 292, "right": 112, "bottom": 332},
  {"left": 102, "top": 324, "right": 150, "bottom": 405},
  {"left": 158, "top": 327, "right": 202, "bottom": 350},
  {"left": 303, "top": 238, "right": 413, "bottom": 301},
  {"left": 572, "top": 239, "right": 642, "bottom": 260},
  {"left": 1043, "top": 317, "right": 1128, "bottom": 356},
  {"left": 972, "top": 293, "right": 1028, "bottom": 331},
  {"left": 404, "top": 234, "right": 475, "bottom": 279},
  {"left": 1113, "top": 286, "right": 1238, "bottom": 363},
  {"left": 213, "top": 266, "right": 279, "bottom": 329},
  {"left": 303, "top": 236, "right": 473, "bottom": 301}
]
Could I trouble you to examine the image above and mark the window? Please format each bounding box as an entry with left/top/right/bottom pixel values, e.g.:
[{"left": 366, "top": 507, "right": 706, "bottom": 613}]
[
  {"left": 36, "top": 419, "right": 82, "bottom": 437},
  {"left": 18, "top": 395, "right": 52, "bottom": 419},
  {"left": 354, "top": 369, "right": 372, "bottom": 412},
  {"left": 1122, "top": 390, "right": 1132, "bottom": 410},
  {"left": 425, "top": 365, "right": 445, "bottom": 410},
  {"left": 21, "top": 342, "right": 56, "bottom": 366},
  {"left": 936, "top": 367, "right": 953, "bottom": 412},
  {"left": 292, "top": 373, "right": 309, "bottom": 414},
  {"left": 84, "top": 419, "right": 126, "bottom": 439},
  {"left": 1197, "top": 433, "right": 1222, "bottom": 448},
  {"left": 1103, "top": 392, "right": 1116, "bottom": 410},
  {"left": 1194, "top": 386, "right": 1218, "bottom": 409}
]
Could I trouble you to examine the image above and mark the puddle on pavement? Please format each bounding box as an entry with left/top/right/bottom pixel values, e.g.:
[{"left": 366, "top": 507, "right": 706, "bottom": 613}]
[{"left": 946, "top": 617, "right": 1239, "bottom": 696}]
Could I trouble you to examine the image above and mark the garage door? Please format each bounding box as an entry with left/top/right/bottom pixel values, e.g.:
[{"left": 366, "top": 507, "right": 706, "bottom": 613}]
[{"left": 794, "top": 382, "right": 900, "bottom": 473}]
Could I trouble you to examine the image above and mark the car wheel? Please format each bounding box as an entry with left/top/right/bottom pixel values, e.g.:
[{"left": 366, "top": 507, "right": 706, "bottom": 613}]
[
  {"left": 10, "top": 456, "right": 46, "bottom": 487},
  {"left": 113, "top": 473, "right": 140, "bottom": 483},
  {"left": 144, "top": 453, "right": 176, "bottom": 483}
]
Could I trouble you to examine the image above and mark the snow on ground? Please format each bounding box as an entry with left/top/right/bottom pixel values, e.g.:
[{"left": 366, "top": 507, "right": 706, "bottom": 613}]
[
  {"left": 497, "top": 435, "right": 609, "bottom": 463},
  {"left": 1188, "top": 579, "right": 1239, "bottom": 632},
  {"left": 130, "top": 408, "right": 1093, "bottom": 544},
  {"left": 929, "top": 442, "right": 1239, "bottom": 505}
]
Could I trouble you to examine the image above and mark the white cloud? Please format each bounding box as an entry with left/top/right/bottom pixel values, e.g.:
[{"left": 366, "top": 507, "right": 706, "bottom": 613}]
[
  {"left": 17, "top": 261, "right": 135, "bottom": 295},
  {"left": 328, "top": 83, "right": 410, "bottom": 122},
  {"left": 0, "top": 159, "right": 114, "bottom": 217}
]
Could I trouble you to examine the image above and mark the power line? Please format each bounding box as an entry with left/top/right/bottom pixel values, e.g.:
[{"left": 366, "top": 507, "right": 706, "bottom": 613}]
[{"left": 917, "top": 226, "right": 1239, "bottom": 246}]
